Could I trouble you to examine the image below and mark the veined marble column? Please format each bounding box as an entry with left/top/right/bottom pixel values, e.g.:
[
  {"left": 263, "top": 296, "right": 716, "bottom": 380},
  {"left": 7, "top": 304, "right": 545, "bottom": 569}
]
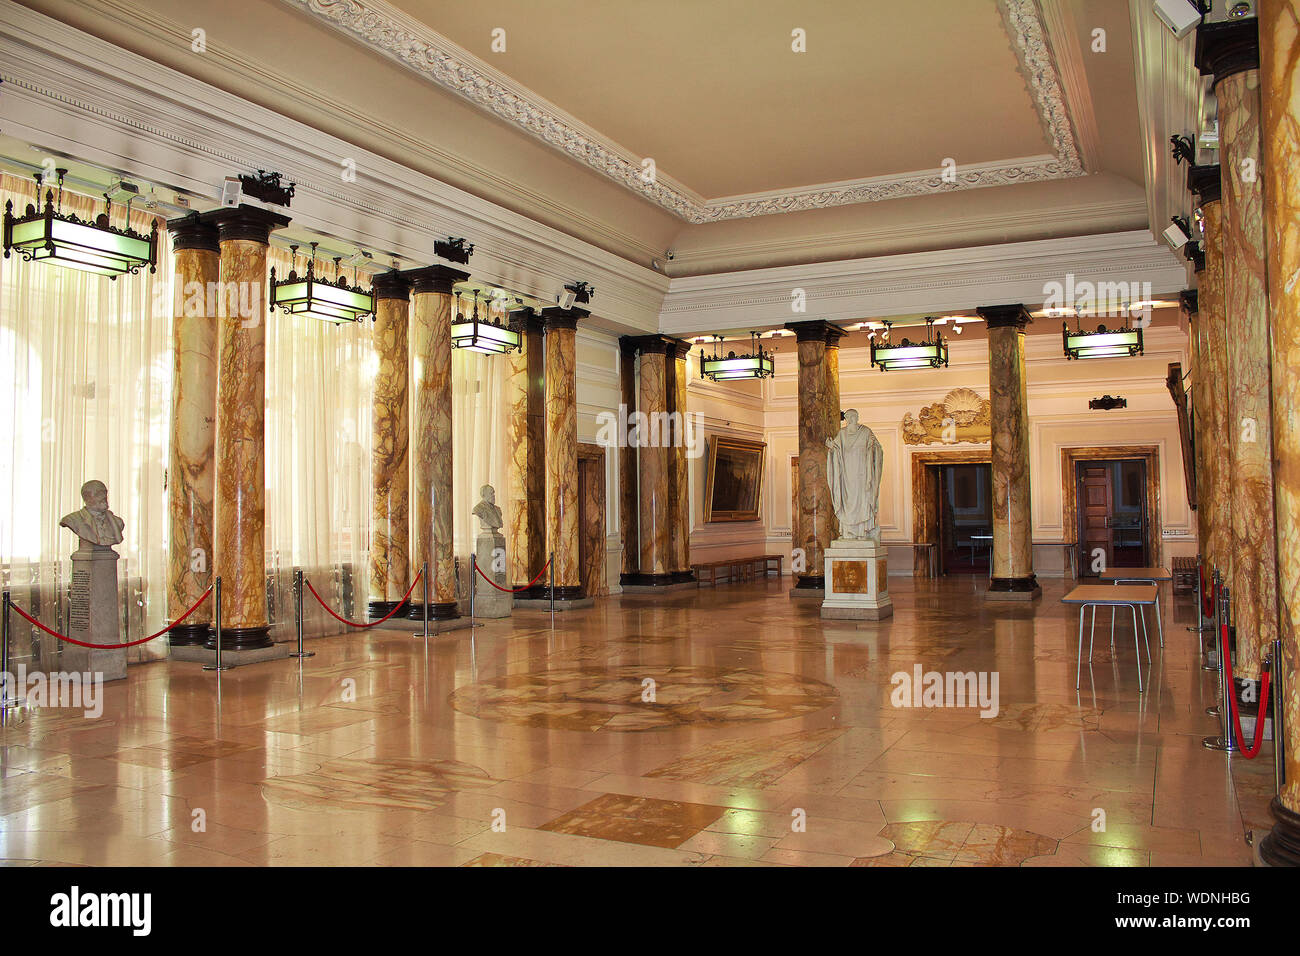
[
  {"left": 406, "top": 266, "right": 468, "bottom": 620},
  {"left": 618, "top": 339, "right": 638, "bottom": 580},
  {"left": 669, "top": 340, "right": 693, "bottom": 582},
  {"left": 540, "top": 303, "right": 587, "bottom": 600},
  {"left": 637, "top": 339, "right": 671, "bottom": 584},
  {"left": 202, "top": 205, "right": 289, "bottom": 649},
  {"left": 368, "top": 270, "right": 411, "bottom": 619},
  {"left": 165, "top": 215, "right": 220, "bottom": 646},
  {"left": 1258, "top": 0, "right": 1300, "bottom": 866},
  {"left": 506, "top": 308, "right": 546, "bottom": 590},
  {"left": 785, "top": 320, "right": 844, "bottom": 593},
  {"left": 977, "top": 304, "right": 1039, "bottom": 601},
  {"left": 1201, "top": 199, "right": 1232, "bottom": 583},
  {"left": 1199, "top": 19, "right": 1277, "bottom": 675},
  {"left": 1180, "top": 290, "right": 1213, "bottom": 563}
]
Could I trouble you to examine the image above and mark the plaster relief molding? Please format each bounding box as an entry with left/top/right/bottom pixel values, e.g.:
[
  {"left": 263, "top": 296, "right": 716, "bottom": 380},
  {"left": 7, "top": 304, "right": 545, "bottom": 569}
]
[
  {"left": 902, "top": 388, "right": 993, "bottom": 446},
  {"left": 0, "top": 2, "right": 668, "bottom": 333},
  {"left": 285, "top": 0, "right": 1085, "bottom": 222},
  {"left": 659, "top": 231, "right": 1188, "bottom": 336}
]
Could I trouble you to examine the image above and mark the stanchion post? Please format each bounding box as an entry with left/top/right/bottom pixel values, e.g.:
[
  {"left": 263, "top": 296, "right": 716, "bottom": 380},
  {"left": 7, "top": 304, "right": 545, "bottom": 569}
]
[
  {"left": 1, "top": 590, "right": 16, "bottom": 709},
  {"left": 470, "top": 553, "right": 476, "bottom": 625},
  {"left": 422, "top": 562, "right": 429, "bottom": 639},
  {"left": 1273, "top": 637, "right": 1286, "bottom": 793},
  {"left": 290, "top": 568, "right": 314, "bottom": 659},
  {"left": 549, "top": 551, "right": 555, "bottom": 629},
  {"left": 203, "top": 576, "right": 233, "bottom": 672},
  {"left": 1204, "top": 580, "right": 1237, "bottom": 752}
]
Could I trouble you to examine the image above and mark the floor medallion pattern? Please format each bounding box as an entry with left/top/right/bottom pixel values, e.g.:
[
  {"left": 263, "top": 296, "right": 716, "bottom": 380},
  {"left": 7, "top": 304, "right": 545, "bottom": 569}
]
[{"left": 449, "top": 665, "right": 839, "bottom": 732}]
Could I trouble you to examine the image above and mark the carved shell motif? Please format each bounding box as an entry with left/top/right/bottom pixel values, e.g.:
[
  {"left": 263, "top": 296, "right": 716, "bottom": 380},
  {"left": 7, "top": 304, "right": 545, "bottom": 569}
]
[{"left": 942, "top": 387, "right": 987, "bottom": 426}]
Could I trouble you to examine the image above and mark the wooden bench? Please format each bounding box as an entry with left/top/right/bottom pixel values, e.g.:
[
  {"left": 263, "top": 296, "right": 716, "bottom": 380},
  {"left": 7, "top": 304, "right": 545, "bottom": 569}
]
[
  {"left": 1171, "top": 556, "right": 1197, "bottom": 595},
  {"left": 692, "top": 554, "right": 783, "bottom": 587}
]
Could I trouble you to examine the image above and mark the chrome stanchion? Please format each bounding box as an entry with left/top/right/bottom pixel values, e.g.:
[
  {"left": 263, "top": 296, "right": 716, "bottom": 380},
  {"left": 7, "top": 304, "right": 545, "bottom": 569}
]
[
  {"left": 422, "top": 562, "right": 430, "bottom": 639},
  {"left": 1203, "top": 581, "right": 1237, "bottom": 752},
  {"left": 1273, "top": 637, "right": 1286, "bottom": 794},
  {"left": 1, "top": 591, "right": 17, "bottom": 709},
  {"left": 203, "top": 576, "right": 233, "bottom": 672},
  {"left": 290, "top": 568, "right": 314, "bottom": 659},
  {"left": 1188, "top": 554, "right": 1213, "bottom": 634},
  {"left": 549, "top": 551, "right": 555, "bottom": 630},
  {"left": 1203, "top": 566, "right": 1221, "bottom": 674},
  {"left": 470, "top": 553, "right": 476, "bottom": 626}
]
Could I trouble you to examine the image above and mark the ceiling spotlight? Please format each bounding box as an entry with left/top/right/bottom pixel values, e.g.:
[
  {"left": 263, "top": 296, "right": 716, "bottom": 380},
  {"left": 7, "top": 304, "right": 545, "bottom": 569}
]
[{"left": 1154, "top": 0, "right": 1206, "bottom": 40}]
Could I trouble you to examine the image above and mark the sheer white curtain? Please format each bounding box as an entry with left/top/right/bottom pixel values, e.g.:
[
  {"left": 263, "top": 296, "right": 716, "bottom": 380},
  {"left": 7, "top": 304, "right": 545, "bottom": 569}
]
[
  {"left": 0, "top": 173, "right": 171, "bottom": 665},
  {"left": 450, "top": 299, "right": 509, "bottom": 593},
  {"left": 265, "top": 245, "right": 373, "bottom": 639}
]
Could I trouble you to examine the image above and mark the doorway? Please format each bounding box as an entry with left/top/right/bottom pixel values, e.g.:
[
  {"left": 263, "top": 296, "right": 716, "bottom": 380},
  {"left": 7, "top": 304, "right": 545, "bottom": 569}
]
[
  {"left": 577, "top": 443, "right": 607, "bottom": 597},
  {"left": 1076, "top": 459, "right": 1149, "bottom": 575},
  {"left": 938, "top": 463, "right": 993, "bottom": 575}
]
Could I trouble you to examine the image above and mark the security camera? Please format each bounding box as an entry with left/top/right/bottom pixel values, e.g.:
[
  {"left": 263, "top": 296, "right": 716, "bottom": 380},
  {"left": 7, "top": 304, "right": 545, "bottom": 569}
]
[
  {"left": 557, "top": 289, "right": 577, "bottom": 310},
  {"left": 1163, "top": 216, "right": 1191, "bottom": 251},
  {"left": 1154, "top": 0, "right": 1205, "bottom": 40},
  {"left": 220, "top": 176, "right": 242, "bottom": 207}
]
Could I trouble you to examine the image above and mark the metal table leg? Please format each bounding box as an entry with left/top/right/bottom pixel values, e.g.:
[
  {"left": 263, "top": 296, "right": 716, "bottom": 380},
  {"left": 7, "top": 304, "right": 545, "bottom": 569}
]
[
  {"left": 1076, "top": 604, "right": 1086, "bottom": 688},
  {"left": 1131, "top": 604, "right": 1144, "bottom": 693}
]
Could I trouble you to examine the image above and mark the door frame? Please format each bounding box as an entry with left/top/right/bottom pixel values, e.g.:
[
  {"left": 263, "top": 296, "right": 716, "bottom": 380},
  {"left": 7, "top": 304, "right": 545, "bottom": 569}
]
[
  {"left": 576, "top": 442, "right": 607, "bottom": 597},
  {"left": 1061, "top": 445, "right": 1162, "bottom": 573},
  {"left": 910, "top": 449, "right": 991, "bottom": 577}
]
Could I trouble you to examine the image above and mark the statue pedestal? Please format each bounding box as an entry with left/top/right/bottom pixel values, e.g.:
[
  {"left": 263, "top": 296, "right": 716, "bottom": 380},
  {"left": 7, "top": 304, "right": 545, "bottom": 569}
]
[
  {"left": 65, "top": 547, "right": 127, "bottom": 681},
  {"left": 473, "top": 532, "right": 512, "bottom": 619},
  {"left": 821, "top": 538, "right": 893, "bottom": 620}
]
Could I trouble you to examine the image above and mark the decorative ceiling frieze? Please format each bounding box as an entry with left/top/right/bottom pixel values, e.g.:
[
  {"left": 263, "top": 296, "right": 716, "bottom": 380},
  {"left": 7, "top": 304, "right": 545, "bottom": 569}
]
[{"left": 285, "top": 0, "right": 1085, "bottom": 222}]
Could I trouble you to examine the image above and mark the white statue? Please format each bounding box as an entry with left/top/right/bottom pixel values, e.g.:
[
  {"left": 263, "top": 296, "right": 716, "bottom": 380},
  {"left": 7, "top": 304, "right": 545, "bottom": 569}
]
[
  {"left": 59, "top": 480, "right": 125, "bottom": 552},
  {"left": 825, "top": 410, "right": 884, "bottom": 542},
  {"left": 472, "top": 484, "right": 503, "bottom": 534}
]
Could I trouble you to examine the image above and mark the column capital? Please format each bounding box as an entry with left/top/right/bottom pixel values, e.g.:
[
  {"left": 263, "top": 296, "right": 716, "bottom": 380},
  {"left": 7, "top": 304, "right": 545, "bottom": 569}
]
[
  {"left": 1179, "top": 288, "right": 1199, "bottom": 316},
  {"left": 1187, "top": 164, "right": 1221, "bottom": 206},
  {"left": 166, "top": 213, "right": 219, "bottom": 252},
  {"left": 198, "top": 204, "right": 291, "bottom": 244},
  {"left": 404, "top": 264, "right": 470, "bottom": 295},
  {"left": 621, "top": 334, "right": 677, "bottom": 355},
  {"left": 670, "top": 338, "right": 693, "bottom": 360},
  {"left": 539, "top": 305, "right": 588, "bottom": 331},
  {"left": 508, "top": 306, "right": 545, "bottom": 335},
  {"left": 1195, "top": 17, "right": 1259, "bottom": 87},
  {"left": 370, "top": 269, "right": 411, "bottom": 301},
  {"left": 784, "top": 319, "right": 846, "bottom": 344},
  {"left": 976, "top": 304, "right": 1033, "bottom": 329}
]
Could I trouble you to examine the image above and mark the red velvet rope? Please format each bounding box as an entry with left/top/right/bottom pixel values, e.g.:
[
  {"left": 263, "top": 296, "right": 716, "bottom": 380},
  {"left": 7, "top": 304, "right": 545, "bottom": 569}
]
[
  {"left": 473, "top": 558, "right": 552, "bottom": 593},
  {"left": 305, "top": 571, "right": 422, "bottom": 628},
  {"left": 7, "top": 585, "right": 213, "bottom": 649},
  {"left": 1219, "top": 620, "right": 1272, "bottom": 759}
]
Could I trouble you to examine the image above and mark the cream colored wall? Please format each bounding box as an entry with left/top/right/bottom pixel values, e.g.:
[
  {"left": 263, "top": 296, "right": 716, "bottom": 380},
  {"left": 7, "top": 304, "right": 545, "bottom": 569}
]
[
  {"left": 574, "top": 328, "right": 625, "bottom": 593},
  {"left": 685, "top": 325, "right": 1196, "bottom": 576}
]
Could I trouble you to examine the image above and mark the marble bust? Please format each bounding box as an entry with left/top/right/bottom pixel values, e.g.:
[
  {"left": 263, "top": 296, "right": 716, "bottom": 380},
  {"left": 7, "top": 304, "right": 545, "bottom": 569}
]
[
  {"left": 59, "top": 480, "right": 125, "bottom": 553},
  {"left": 825, "top": 409, "right": 884, "bottom": 542},
  {"left": 472, "top": 484, "right": 503, "bottom": 534}
]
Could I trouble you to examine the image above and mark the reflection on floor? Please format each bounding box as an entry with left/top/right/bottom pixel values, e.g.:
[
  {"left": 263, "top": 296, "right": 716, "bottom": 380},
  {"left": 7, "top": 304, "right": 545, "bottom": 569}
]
[{"left": 0, "top": 576, "right": 1272, "bottom": 866}]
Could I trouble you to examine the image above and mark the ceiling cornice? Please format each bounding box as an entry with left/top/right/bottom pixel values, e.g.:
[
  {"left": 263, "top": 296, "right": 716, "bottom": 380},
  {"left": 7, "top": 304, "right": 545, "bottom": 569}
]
[{"left": 284, "top": 0, "right": 1086, "bottom": 222}]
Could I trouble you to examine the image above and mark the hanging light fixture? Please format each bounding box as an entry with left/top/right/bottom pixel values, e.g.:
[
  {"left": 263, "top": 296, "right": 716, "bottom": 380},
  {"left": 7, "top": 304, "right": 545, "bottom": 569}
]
[
  {"left": 699, "top": 332, "right": 774, "bottom": 381},
  {"left": 450, "top": 289, "right": 521, "bottom": 355},
  {"left": 1062, "top": 316, "right": 1144, "bottom": 360},
  {"left": 270, "top": 242, "right": 375, "bottom": 324},
  {"left": 870, "top": 318, "right": 949, "bottom": 371},
  {"left": 3, "top": 169, "right": 157, "bottom": 278}
]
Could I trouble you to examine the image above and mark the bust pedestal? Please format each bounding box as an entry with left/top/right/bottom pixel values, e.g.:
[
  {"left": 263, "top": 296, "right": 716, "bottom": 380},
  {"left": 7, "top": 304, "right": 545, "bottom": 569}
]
[
  {"left": 821, "top": 538, "right": 893, "bottom": 620},
  {"left": 473, "top": 532, "right": 512, "bottom": 618},
  {"left": 65, "top": 545, "right": 127, "bottom": 681}
]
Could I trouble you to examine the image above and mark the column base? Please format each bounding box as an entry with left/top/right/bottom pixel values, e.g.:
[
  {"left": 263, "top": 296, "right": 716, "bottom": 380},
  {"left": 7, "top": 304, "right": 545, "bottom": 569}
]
[
  {"left": 368, "top": 600, "right": 410, "bottom": 620},
  {"left": 789, "top": 575, "right": 825, "bottom": 599},
  {"left": 406, "top": 601, "right": 460, "bottom": 621},
  {"left": 205, "top": 625, "right": 273, "bottom": 651},
  {"left": 671, "top": 570, "right": 697, "bottom": 584},
  {"left": 166, "top": 623, "right": 210, "bottom": 647},
  {"left": 985, "top": 575, "right": 1042, "bottom": 601},
  {"left": 1259, "top": 797, "right": 1300, "bottom": 867},
  {"left": 620, "top": 572, "right": 675, "bottom": 587}
]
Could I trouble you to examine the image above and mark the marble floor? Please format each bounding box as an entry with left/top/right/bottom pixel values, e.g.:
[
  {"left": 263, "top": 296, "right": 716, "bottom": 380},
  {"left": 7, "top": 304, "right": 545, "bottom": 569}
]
[{"left": 0, "top": 575, "right": 1274, "bottom": 867}]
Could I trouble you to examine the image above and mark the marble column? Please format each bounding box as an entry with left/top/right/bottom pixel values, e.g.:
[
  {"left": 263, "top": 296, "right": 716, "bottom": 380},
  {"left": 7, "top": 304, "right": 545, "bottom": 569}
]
[
  {"left": 1199, "top": 18, "right": 1277, "bottom": 675},
  {"left": 368, "top": 270, "right": 411, "bottom": 619},
  {"left": 977, "top": 304, "right": 1039, "bottom": 600},
  {"left": 506, "top": 308, "right": 546, "bottom": 590},
  {"left": 164, "top": 214, "right": 220, "bottom": 646},
  {"left": 406, "top": 266, "right": 468, "bottom": 620},
  {"left": 618, "top": 339, "right": 639, "bottom": 580},
  {"left": 1181, "top": 289, "right": 1213, "bottom": 563},
  {"left": 668, "top": 340, "right": 693, "bottom": 582},
  {"left": 637, "top": 339, "right": 672, "bottom": 584},
  {"left": 202, "top": 205, "right": 289, "bottom": 649},
  {"left": 1201, "top": 198, "right": 1232, "bottom": 585},
  {"left": 784, "top": 320, "right": 844, "bottom": 592},
  {"left": 1258, "top": 0, "right": 1300, "bottom": 866},
  {"left": 539, "top": 303, "right": 588, "bottom": 600}
]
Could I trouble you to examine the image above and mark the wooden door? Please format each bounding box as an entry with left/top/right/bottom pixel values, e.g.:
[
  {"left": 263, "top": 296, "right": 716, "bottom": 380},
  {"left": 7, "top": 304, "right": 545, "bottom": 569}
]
[
  {"left": 577, "top": 453, "right": 606, "bottom": 597},
  {"left": 1078, "top": 464, "right": 1114, "bottom": 576}
]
